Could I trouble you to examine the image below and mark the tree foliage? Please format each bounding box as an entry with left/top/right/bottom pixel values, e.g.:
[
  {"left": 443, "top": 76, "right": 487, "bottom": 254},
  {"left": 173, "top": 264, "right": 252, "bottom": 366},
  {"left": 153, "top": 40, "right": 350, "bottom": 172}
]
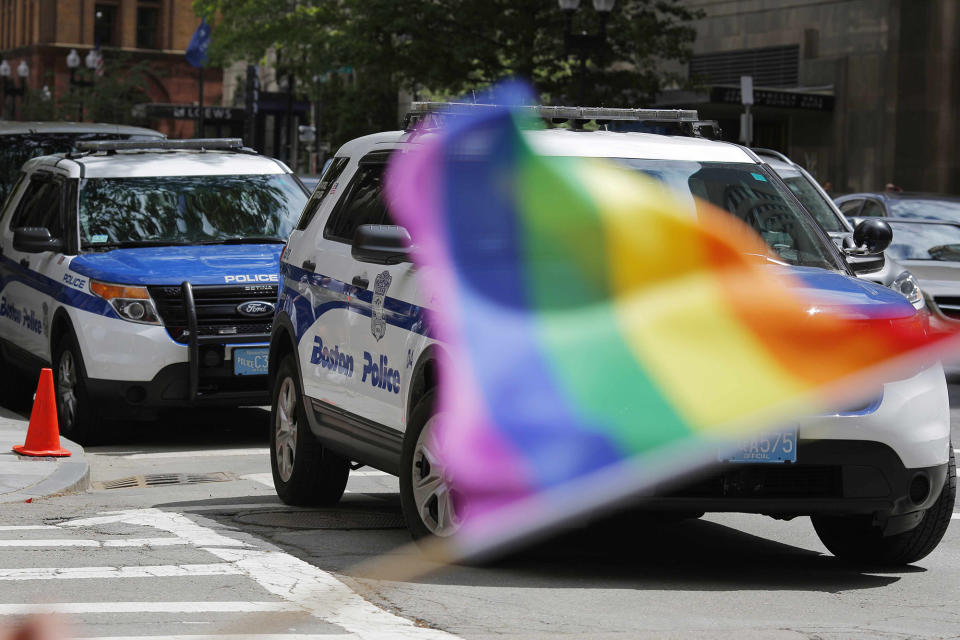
[
  {"left": 20, "top": 55, "right": 157, "bottom": 126},
  {"left": 194, "top": 0, "right": 700, "bottom": 150}
]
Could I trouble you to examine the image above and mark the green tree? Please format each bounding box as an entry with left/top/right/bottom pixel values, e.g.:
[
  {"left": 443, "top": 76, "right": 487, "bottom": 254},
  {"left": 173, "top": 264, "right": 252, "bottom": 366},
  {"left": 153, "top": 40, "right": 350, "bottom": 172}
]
[{"left": 194, "top": 0, "right": 700, "bottom": 150}]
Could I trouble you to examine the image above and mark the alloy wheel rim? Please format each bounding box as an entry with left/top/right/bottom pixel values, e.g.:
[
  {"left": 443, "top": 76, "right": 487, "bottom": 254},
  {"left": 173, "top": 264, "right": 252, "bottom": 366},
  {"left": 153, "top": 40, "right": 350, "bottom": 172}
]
[
  {"left": 274, "top": 376, "right": 298, "bottom": 483},
  {"left": 411, "top": 415, "right": 461, "bottom": 537},
  {"left": 57, "top": 351, "right": 78, "bottom": 429}
]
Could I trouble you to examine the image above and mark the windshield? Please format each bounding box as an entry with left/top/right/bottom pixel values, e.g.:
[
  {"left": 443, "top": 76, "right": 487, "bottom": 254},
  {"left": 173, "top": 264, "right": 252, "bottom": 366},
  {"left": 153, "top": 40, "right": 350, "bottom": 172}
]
[
  {"left": 886, "top": 221, "right": 960, "bottom": 261},
  {"left": 611, "top": 159, "right": 844, "bottom": 270},
  {"left": 78, "top": 174, "right": 307, "bottom": 248},
  {"left": 772, "top": 167, "right": 846, "bottom": 233},
  {"left": 0, "top": 133, "right": 162, "bottom": 204},
  {"left": 889, "top": 198, "right": 960, "bottom": 221}
]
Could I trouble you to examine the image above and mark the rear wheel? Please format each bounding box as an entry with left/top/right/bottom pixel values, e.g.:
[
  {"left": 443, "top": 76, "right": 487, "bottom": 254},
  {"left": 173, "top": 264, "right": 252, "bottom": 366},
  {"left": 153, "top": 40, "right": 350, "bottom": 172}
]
[
  {"left": 270, "top": 354, "right": 349, "bottom": 506},
  {"left": 812, "top": 446, "right": 956, "bottom": 565},
  {"left": 52, "top": 332, "right": 103, "bottom": 445},
  {"left": 400, "top": 389, "right": 463, "bottom": 541}
]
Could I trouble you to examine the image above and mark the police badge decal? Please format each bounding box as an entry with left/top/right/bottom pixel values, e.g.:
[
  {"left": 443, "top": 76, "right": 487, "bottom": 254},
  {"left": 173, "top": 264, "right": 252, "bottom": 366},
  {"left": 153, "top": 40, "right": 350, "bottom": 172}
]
[{"left": 371, "top": 270, "right": 392, "bottom": 341}]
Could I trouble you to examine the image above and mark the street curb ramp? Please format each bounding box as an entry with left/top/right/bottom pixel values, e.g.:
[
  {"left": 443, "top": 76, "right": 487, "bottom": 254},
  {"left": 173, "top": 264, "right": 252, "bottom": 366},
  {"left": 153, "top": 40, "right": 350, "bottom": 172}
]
[{"left": 1, "top": 435, "right": 90, "bottom": 504}]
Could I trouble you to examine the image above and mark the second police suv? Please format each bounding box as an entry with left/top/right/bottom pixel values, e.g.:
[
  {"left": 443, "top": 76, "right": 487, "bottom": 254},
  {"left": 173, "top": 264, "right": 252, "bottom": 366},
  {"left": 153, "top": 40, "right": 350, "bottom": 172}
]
[
  {"left": 270, "top": 103, "right": 954, "bottom": 566},
  {"left": 0, "top": 139, "right": 308, "bottom": 441}
]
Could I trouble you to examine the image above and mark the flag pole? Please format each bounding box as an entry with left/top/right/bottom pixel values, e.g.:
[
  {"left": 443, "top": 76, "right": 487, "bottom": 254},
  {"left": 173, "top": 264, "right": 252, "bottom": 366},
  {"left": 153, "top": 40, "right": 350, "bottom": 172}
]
[{"left": 197, "top": 66, "right": 205, "bottom": 137}]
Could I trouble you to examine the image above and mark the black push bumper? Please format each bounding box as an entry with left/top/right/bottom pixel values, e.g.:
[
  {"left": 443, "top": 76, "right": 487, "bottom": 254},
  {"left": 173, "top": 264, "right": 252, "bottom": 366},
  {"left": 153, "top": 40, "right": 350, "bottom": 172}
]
[
  {"left": 637, "top": 440, "right": 948, "bottom": 534},
  {"left": 86, "top": 361, "right": 269, "bottom": 420}
]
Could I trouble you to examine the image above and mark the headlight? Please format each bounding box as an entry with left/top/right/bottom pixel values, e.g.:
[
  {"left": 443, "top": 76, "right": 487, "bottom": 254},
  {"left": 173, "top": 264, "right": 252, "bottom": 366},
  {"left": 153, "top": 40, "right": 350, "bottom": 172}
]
[
  {"left": 90, "top": 280, "right": 162, "bottom": 325},
  {"left": 890, "top": 271, "right": 924, "bottom": 310}
]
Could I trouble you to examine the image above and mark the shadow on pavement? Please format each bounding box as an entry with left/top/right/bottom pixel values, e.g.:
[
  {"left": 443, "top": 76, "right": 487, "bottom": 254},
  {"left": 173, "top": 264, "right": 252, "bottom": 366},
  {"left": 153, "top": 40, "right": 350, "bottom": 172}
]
[
  {"left": 88, "top": 406, "right": 269, "bottom": 450},
  {"left": 174, "top": 492, "right": 913, "bottom": 594}
]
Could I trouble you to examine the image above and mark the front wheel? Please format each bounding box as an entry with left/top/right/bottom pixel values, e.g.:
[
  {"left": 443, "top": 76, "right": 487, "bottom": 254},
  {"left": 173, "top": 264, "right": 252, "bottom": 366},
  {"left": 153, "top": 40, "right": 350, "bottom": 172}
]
[
  {"left": 270, "top": 354, "right": 349, "bottom": 506},
  {"left": 812, "top": 446, "right": 956, "bottom": 565},
  {"left": 400, "top": 389, "right": 463, "bottom": 541},
  {"left": 52, "top": 333, "right": 103, "bottom": 445}
]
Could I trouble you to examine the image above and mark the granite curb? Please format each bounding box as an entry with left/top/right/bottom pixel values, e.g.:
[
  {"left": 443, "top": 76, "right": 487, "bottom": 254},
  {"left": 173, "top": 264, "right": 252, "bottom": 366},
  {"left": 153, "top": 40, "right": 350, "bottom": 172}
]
[{"left": 0, "top": 408, "right": 90, "bottom": 504}]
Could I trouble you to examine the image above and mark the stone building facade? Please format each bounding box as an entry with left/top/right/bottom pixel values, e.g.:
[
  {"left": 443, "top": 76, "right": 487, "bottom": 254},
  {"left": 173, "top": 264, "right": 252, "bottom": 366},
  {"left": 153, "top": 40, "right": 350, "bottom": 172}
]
[
  {"left": 0, "top": 0, "right": 221, "bottom": 137},
  {"left": 662, "top": 0, "right": 960, "bottom": 194}
]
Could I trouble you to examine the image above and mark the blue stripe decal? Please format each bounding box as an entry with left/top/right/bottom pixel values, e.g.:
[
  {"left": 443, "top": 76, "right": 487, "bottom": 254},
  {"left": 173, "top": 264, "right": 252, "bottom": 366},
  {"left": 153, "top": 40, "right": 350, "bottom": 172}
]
[
  {"left": 278, "top": 261, "right": 431, "bottom": 343},
  {"left": 0, "top": 256, "right": 118, "bottom": 320}
]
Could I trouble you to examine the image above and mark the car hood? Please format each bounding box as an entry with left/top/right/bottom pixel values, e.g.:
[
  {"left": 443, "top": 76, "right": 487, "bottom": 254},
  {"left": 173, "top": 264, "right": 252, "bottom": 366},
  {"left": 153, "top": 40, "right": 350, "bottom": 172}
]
[
  {"left": 784, "top": 266, "right": 916, "bottom": 319},
  {"left": 68, "top": 244, "right": 283, "bottom": 286}
]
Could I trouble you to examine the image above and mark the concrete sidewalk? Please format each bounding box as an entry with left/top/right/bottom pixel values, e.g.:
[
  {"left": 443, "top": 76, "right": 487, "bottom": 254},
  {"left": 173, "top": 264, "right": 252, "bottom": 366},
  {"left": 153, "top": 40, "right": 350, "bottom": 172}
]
[{"left": 0, "top": 406, "right": 89, "bottom": 503}]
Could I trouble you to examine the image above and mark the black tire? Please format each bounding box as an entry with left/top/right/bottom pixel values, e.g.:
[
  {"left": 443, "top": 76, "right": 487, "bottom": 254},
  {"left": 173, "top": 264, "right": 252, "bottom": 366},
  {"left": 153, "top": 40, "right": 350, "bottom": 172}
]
[
  {"left": 812, "top": 445, "right": 956, "bottom": 565},
  {"left": 52, "top": 332, "right": 103, "bottom": 445},
  {"left": 400, "top": 389, "right": 462, "bottom": 541},
  {"left": 270, "top": 354, "right": 349, "bottom": 506},
  {"left": 0, "top": 349, "right": 34, "bottom": 412}
]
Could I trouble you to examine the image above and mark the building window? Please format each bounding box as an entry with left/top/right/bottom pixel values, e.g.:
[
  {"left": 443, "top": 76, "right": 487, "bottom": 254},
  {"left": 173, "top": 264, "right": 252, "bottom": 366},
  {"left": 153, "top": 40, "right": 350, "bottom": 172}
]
[
  {"left": 137, "top": 3, "right": 160, "bottom": 49},
  {"left": 94, "top": 3, "right": 119, "bottom": 47},
  {"left": 690, "top": 45, "right": 799, "bottom": 88}
]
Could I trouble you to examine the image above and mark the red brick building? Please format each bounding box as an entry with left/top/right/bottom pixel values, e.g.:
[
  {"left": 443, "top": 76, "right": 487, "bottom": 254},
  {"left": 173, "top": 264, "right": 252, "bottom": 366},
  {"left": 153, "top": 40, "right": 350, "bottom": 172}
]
[{"left": 0, "top": 0, "right": 222, "bottom": 137}]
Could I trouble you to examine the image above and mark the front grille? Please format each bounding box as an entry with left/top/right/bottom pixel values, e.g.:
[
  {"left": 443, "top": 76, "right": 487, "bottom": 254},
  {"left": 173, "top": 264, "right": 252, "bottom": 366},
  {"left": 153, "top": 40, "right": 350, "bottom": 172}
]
[
  {"left": 668, "top": 465, "right": 842, "bottom": 499},
  {"left": 932, "top": 296, "right": 960, "bottom": 321},
  {"left": 149, "top": 284, "right": 278, "bottom": 343}
]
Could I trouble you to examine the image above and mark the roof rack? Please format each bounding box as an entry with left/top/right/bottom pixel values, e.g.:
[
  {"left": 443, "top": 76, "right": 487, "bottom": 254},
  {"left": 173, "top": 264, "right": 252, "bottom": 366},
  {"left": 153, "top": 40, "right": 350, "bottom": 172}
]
[
  {"left": 74, "top": 138, "right": 244, "bottom": 153},
  {"left": 408, "top": 102, "right": 700, "bottom": 123},
  {"left": 404, "top": 102, "right": 721, "bottom": 138}
]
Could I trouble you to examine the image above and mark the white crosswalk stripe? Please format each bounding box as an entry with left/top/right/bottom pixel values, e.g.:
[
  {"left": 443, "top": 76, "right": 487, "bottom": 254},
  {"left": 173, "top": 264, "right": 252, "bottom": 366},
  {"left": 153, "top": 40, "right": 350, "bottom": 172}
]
[
  {"left": 0, "top": 563, "right": 243, "bottom": 580},
  {"left": 0, "top": 602, "right": 303, "bottom": 614},
  {"left": 0, "top": 537, "right": 187, "bottom": 548},
  {"left": 76, "top": 636, "right": 353, "bottom": 640},
  {"left": 0, "top": 508, "right": 456, "bottom": 638}
]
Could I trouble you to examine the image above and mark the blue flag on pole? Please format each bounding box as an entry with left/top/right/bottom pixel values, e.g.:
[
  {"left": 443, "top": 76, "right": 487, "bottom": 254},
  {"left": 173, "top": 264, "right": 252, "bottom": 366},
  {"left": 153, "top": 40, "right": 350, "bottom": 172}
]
[{"left": 185, "top": 18, "right": 211, "bottom": 68}]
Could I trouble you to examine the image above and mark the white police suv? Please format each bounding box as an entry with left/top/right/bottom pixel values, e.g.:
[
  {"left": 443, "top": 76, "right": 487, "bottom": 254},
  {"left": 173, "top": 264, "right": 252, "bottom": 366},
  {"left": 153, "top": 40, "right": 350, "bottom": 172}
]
[
  {"left": 0, "top": 139, "right": 308, "bottom": 441},
  {"left": 270, "top": 104, "right": 954, "bottom": 565}
]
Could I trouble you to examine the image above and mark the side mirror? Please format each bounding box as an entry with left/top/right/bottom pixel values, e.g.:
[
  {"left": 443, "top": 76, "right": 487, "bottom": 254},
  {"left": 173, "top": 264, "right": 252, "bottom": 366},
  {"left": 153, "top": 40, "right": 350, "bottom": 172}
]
[
  {"left": 852, "top": 218, "right": 893, "bottom": 254},
  {"left": 351, "top": 224, "right": 412, "bottom": 265},
  {"left": 13, "top": 227, "right": 64, "bottom": 254}
]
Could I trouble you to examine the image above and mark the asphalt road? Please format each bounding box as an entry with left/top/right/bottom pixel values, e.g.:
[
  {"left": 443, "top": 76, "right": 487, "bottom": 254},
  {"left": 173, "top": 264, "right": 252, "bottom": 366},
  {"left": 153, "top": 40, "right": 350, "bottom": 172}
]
[{"left": 0, "top": 394, "right": 958, "bottom": 640}]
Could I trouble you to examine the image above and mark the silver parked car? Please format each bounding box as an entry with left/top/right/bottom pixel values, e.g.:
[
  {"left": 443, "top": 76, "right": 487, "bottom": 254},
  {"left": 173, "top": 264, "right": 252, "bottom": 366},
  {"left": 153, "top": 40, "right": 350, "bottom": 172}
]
[
  {"left": 0, "top": 121, "right": 165, "bottom": 204},
  {"left": 753, "top": 148, "right": 923, "bottom": 310}
]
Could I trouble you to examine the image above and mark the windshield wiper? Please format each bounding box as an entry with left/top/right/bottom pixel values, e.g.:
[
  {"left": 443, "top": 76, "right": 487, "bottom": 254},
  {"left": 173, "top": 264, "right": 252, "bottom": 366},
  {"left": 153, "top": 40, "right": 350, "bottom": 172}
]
[
  {"left": 82, "top": 239, "right": 194, "bottom": 250},
  {"left": 199, "top": 236, "right": 286, "bottom": 245}
]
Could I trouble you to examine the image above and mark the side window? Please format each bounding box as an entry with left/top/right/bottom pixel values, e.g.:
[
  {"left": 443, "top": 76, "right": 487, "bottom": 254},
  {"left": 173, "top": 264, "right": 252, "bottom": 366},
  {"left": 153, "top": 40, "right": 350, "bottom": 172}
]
[
  {"left": 838, "top": 199, "right": 863, "bottom": 216},
  {"left": 0, "top": 172, "right": 27, "bottom": 223},
  {"left": 296, "top": 156, "right": 349, "bottom": 231},
  {"left": 323, "top": 163, "right": 389, "bottom": 243},
  {"left": 11, "top": 179, "right": 64, "bottom": 239},
  {"left": 860, "top": 199, "right": 885, "bottom": 217}
]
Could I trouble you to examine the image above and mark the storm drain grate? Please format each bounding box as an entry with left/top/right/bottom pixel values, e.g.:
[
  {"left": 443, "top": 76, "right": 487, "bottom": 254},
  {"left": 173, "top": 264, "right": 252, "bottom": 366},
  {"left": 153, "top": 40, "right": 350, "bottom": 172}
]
[
  {"left": 235, "top": 509, "right": 405, "bottom": 530},
  {"left": 94, "top": 472, "right": 235, "bottom": 490}
]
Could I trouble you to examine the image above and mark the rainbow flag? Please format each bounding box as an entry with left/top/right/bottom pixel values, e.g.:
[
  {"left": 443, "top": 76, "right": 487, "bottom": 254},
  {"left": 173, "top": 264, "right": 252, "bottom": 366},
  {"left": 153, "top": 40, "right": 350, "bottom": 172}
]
[{"left": 386, "top": 91, "right": 950, "bottom": 557}]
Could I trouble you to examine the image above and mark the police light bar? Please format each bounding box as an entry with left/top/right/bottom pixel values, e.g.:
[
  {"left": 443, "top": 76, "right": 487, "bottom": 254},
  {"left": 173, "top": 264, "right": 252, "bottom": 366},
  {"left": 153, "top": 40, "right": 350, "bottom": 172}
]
[
  {"left": 407, "top": 102, "right": 701, "bottom": 124},
  {"left": 74, "top": 138, "right": 244, "bottom": 152}
]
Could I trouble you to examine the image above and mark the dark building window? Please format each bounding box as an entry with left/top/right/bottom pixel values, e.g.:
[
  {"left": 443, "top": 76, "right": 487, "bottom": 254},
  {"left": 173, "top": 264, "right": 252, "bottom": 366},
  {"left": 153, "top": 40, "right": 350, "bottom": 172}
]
[
  {"left": 690, "top": 45, "right": 799, "bottom": 88},
  {"left": 94, "top": 3, "right": 119, "bottom": 47},
  {"left": 137, "top": 4, "right": 160, "bottom": 49}
]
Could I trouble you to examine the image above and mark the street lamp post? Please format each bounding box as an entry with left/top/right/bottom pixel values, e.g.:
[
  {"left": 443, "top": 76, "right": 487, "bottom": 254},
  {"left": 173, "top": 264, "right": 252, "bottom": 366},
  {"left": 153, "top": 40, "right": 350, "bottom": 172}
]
[
  {"left": 0, "top": 59, "right": 29, "bottom": 120},
  {"left": 66, "top": 48, "right": 99, "bottom": 121},
  {"left": 558, "top": 0, "right": 615, "bottom": 106}
]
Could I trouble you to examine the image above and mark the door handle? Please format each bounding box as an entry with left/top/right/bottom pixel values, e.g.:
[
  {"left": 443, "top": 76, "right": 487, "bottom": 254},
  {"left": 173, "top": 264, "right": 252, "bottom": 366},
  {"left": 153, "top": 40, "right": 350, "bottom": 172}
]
[
  {"left": 19, "top": 258, "right": 29, "bottom": 269},
  {"left": 352, "top": 275, "right": 369, "bottom": 289},
  {"left": 301, "top": 260, "right": 316, "bottom": 272}
]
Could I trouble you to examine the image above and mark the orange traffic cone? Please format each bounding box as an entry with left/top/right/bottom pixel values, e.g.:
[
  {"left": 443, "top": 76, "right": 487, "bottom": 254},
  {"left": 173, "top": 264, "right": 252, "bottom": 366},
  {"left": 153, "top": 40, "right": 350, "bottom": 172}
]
[{"left": 12, "top": 368, "right": 71, "bottom": 457}]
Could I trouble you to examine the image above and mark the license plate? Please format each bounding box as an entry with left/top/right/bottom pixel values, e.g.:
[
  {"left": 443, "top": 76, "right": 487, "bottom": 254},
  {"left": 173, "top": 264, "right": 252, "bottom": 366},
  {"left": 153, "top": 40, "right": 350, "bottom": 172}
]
[
  {"left": 723, "top": 427, "right": 797, "bottom": 464},
  {"left": 233, "top": 348, "right": 269, "bottom": 376}
]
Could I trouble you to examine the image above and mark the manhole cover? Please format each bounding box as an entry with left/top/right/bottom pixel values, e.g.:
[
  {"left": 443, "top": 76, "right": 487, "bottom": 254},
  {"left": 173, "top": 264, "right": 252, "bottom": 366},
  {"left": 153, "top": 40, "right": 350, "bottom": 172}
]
[
  {"left": 235, "top": 509, "right": 405, "bottom": 530},
  {"left": 94, "top": 472, "right": 234, "bottom": 490}
]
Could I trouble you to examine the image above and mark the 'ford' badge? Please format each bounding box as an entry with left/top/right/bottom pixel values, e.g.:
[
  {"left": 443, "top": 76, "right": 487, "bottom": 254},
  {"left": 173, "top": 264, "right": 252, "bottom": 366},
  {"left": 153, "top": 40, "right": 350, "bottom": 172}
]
[{"left": 237, "top": 301, "right": 276, "bottom": 317}]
